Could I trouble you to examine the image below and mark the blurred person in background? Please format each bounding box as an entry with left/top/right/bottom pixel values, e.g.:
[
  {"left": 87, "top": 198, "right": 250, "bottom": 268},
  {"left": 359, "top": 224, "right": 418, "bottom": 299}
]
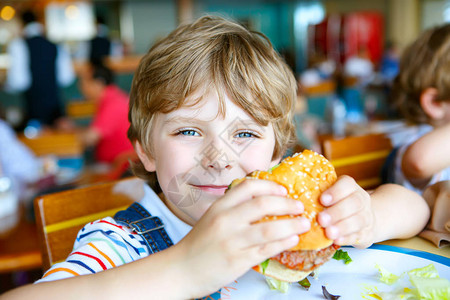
[
  {"left": 343, "top": 46, "right": 375, "bottom": 87},
  {"left": 4, "top": 9, "right": 75, "bottom": 130},
  {"left": 74, "top": 14, "right": 123, "bottom": 65},
  {"left": 0, "top": 107, "right": 41, "bottom": 201},
  {"left": 385, "top": 24, "right": 450, "bottom": 195},
  {"left": 78, "top": 62, "right": 133, "bottom": 166},
  {"left": 0, "top": 106, "right": 41, "bottom": 232},
  {"left": 379, "top": 40, "right": 400, "bottom": 85},
  {"left": 89, "top": 15, "right": 112, "bottom": 65}
]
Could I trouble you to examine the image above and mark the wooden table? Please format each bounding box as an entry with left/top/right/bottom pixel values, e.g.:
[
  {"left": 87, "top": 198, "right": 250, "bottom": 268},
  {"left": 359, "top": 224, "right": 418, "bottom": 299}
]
[
  {"left": 0, "top": 210, "right": 41, "bottom": 273},
  {"left": 379, "top": 236, "right": 450, "bottom": 258}
]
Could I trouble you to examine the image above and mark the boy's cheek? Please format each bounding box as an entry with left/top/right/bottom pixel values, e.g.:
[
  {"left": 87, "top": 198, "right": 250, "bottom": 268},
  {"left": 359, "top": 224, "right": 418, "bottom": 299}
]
[{"left": 239, "top": 144, "right": 277, "bottom": 173}]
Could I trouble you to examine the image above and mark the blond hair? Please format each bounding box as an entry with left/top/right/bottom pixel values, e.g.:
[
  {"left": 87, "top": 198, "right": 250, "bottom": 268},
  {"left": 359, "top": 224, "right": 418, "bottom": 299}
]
[
  {"left": 128, "top": 15, "right": 297, "bottom": 184},
  {"left": 391, "top": 24, "right": 450, "bottom": 124}
]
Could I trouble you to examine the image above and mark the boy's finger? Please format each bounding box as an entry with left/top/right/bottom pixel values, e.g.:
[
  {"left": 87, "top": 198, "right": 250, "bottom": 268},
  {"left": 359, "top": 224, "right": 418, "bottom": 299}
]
[
  {"left": 222, "top": 179, "right": 287, "bottom": 208},
  {"left": 324, "top": 212, "right": 370, "bottom": 240},
  {"left": 334, "top": 231, "right": 373, "bottom": 249},
  {"left": 318, "top": 189, "right": 367, "bottom": 227},
  {"left": 242, "top": 217, "right": 310, "bottom": 249},
  {"left": 319, "top": 175, "right": 360, "bottom": 207},
  {"left": 247, "top": 234, "right": 301, "bottom": 263},
  {"left": 237, "top": 195, "right": 304, "bottom": 223}
]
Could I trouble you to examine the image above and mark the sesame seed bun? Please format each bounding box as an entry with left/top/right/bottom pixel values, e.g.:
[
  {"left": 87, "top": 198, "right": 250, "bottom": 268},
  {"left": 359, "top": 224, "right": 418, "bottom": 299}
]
[
  {"left": 229, "top": 149, "right": 338, "bottom": 282},
  {"left": 230, "top": 149, "right": 337, "bottom": 250}
]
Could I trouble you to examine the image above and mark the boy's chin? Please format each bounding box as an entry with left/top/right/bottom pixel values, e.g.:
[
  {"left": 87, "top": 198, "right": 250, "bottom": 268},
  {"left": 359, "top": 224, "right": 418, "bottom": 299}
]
[
  {"left": 164, "top": 184, "right": 224, "bottom": 223},
  {"left": 179, "top": 194, "right": 219, "bottom": 221}
]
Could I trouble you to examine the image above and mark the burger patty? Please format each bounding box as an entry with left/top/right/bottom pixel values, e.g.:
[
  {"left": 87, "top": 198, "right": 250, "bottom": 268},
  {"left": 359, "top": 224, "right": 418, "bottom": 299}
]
[{"left": 272, "top": 244, "right": 340, "bottom": 272}]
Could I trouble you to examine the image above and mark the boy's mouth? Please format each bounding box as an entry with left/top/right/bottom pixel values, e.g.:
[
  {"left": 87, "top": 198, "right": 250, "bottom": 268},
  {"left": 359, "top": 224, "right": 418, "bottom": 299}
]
[{"left": 192, "top": 185, "right": 228, "bottom": 195}]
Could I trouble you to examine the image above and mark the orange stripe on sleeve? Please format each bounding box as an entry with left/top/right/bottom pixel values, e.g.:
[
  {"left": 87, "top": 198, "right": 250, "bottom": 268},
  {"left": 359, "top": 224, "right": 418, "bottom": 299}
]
[
  {"left": 43, "top": 267, "right": 80, "bottom": 278},
  {"left": 88, "top": 242, "right": 116, "bottom": 268}
]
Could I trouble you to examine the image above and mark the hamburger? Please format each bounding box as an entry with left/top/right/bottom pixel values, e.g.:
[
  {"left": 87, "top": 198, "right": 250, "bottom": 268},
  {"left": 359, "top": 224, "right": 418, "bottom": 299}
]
[{"left": 228, "top": 149, "right": 339, "bottom": 283}]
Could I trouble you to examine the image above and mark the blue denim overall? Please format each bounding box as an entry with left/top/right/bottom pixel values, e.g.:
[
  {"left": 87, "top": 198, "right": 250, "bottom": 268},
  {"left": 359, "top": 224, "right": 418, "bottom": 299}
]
[{"left": 114, "top": 202, "right": 221, "bottom": 300}]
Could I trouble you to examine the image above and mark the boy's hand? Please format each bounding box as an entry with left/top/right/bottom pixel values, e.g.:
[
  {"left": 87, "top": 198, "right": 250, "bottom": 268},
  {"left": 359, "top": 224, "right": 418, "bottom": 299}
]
[
  {"left": 318, "top": 175, "right": 375, "bottom": 249},
  {"left": 175, "top": 179, "right": 311, "bottom": 298}
]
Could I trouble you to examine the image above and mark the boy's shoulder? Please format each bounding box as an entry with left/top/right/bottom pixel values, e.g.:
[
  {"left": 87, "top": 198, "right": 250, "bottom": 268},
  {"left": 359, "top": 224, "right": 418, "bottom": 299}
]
[
  {"left": 77, "top": 216, "right": 137, "bottom": 243},
  {"left": 75, "top": 215, "right": 151, "bottom": 253}
]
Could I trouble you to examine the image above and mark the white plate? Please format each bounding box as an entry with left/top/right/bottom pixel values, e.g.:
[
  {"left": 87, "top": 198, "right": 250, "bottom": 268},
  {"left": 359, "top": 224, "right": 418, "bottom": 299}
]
[{"left": 224, "top": 245, "right": 450, "bottom": 299}]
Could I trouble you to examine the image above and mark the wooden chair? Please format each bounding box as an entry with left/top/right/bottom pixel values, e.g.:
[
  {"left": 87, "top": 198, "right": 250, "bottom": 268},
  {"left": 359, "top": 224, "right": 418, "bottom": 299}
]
[
  {"left": 321, "top": 133, "right": 393, "bottom": 190},
  {"left": 18, "top": 131, "right": 83, "bottom": 158},
  {"left": 34, "top": 177, "right": 144, "bottom": 271},
  {"left": 66, "top": 100, "right": 96, "bottom": 120}
]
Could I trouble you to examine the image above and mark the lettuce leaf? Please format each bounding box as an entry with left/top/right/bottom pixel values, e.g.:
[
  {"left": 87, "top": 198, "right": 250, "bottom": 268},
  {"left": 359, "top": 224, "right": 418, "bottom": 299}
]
[
  {"left": 369, "top": 264, "right": 450, "bottom": 300},
  {"left": 408, "top": 265, "right": 450, "bottom": 300},
  {"left": 268, "top": 164, "right": 279, "bottom": 173},
  {"left": 260, "top": 259, "right": 269, "bottom": 274},
  {"left": 375, "top": 263, "right": 401, "bottom": 285},
  {"left": 298, "top": 277, "right": 311, "bottom": 290},
  {"left": 332, "top": 249, "right": 352, "bottom": 264},
  {"left": 408, "top": 264, "right": 440, "bottom": 279},
  {"left": 265, "top": 276, "right": 290, "bottom": 293}
]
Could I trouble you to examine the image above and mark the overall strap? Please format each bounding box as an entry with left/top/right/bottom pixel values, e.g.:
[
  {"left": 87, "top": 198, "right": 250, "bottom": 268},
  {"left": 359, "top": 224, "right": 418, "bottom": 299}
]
[
  {"left": 115, "top": 202, "right": 222, "bottom": 300},
  {"left": 114, "top": 202, "right": 174, "bottom": 254}
]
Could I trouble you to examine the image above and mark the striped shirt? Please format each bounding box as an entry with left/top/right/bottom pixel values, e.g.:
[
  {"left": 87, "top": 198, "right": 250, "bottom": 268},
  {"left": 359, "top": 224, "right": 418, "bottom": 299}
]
[{"left": 36, "top": 185, "right": 192, "bottom": 282}]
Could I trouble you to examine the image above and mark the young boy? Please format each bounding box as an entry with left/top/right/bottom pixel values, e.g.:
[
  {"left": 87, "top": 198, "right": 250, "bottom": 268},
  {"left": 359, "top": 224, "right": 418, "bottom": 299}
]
[
  {"left": 3, "top": 15, "right": 429, "bottom": 299},
  {"left": 389, "top": 24, "right": 450, "bottom": 194}
]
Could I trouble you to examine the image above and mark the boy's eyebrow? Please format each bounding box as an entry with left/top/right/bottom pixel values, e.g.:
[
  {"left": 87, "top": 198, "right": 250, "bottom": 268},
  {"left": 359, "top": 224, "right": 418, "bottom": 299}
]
[
  {"left": 163, "top": 116, "right": 208, "bottom": 125},
  {"left": 163, "top": 116, "right": 262, "bottom": 127}
]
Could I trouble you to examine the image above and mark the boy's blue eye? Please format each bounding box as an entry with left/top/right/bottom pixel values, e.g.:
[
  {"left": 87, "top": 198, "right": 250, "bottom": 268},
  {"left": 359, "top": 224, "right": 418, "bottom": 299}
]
[
  {"left": 178, "top": 129, "right": 199, "bottom": 136},
  {"left": 236, "top": 131, "right": 256, "bottom": 138}
]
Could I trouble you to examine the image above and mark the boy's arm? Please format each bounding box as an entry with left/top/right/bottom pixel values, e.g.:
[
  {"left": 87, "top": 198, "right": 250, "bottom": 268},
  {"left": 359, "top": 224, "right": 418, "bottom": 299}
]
[
  {"left": 402, "top": 122, "right": 450, "bottom": 186},
  {"left": 1, "top": 246, "right": 196, "bottom": 300},
  {"left": 2, "top": 179, "right": 310, "bottom": 300},
  {"left": 369, "top": 183, "right": 430, "bottom": 242}
]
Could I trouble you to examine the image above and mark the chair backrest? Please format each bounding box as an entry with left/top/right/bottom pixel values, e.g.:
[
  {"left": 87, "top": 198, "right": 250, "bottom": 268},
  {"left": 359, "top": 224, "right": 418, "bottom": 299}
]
[
  {"left": 321, "top": 133, "right": 393, "bottom": 190},
  {"left": 34, "top": 177, "right": 144, "bottom": 271},
  {"left": 66, "top": 100, "right": 97, "bottom": 120},
  {"left": 19, "top": 132, "right": 83, "bottom": 158}
]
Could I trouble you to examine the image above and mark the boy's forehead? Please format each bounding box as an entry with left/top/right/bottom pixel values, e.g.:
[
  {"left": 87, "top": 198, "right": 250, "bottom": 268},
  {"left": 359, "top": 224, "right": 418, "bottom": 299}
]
[{"left": 161, "top": 90, "right": 259, "bottom": 125}]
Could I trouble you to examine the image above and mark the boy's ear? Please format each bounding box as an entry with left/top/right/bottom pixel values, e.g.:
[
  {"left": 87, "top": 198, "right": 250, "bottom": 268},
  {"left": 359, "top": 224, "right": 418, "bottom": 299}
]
[
  {"left": 420, "top": 87, "right": 447, "bottom": 120},
  {"left": 135, "top": 141, "right": 156, "bottom": 172}
]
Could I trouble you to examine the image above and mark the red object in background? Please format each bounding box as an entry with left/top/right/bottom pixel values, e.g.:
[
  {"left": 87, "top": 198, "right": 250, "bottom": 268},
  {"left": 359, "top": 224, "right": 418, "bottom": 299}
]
[
  {"left": 342, "top": 12, "right": 384, "bottom": 65},
  {"left": 309, "top": 11, "right": 384, "bottom": 66},
  {"left": 309, "top": 17, "right": 328, "bottom": 57}
]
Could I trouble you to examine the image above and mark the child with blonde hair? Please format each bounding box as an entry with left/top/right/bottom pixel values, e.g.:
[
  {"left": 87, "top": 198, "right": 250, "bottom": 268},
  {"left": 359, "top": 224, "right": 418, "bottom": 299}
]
[
  {"left": 4, "top": 15, "right": 429, "bottom": 299},
  {"left": 389, "top": 24, "right": 450, "bottom": 193}
]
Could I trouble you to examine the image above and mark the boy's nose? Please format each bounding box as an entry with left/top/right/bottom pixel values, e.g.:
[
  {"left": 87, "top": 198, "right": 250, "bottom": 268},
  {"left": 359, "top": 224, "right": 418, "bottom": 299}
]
[
  {"left": 207, "top": 160, "right": 233, "bottom": 171},
  {"left": 201, "top": 151, "right": 233, "bottom": 171},
  {"left": 200, "top": 140, "right": 234, "bottom": 171}
]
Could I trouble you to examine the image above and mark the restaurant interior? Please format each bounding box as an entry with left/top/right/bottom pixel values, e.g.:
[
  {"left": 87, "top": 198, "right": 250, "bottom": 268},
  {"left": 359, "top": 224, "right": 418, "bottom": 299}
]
[{"left": 0, "top": 0, "right": 449, "bottom": 296}]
